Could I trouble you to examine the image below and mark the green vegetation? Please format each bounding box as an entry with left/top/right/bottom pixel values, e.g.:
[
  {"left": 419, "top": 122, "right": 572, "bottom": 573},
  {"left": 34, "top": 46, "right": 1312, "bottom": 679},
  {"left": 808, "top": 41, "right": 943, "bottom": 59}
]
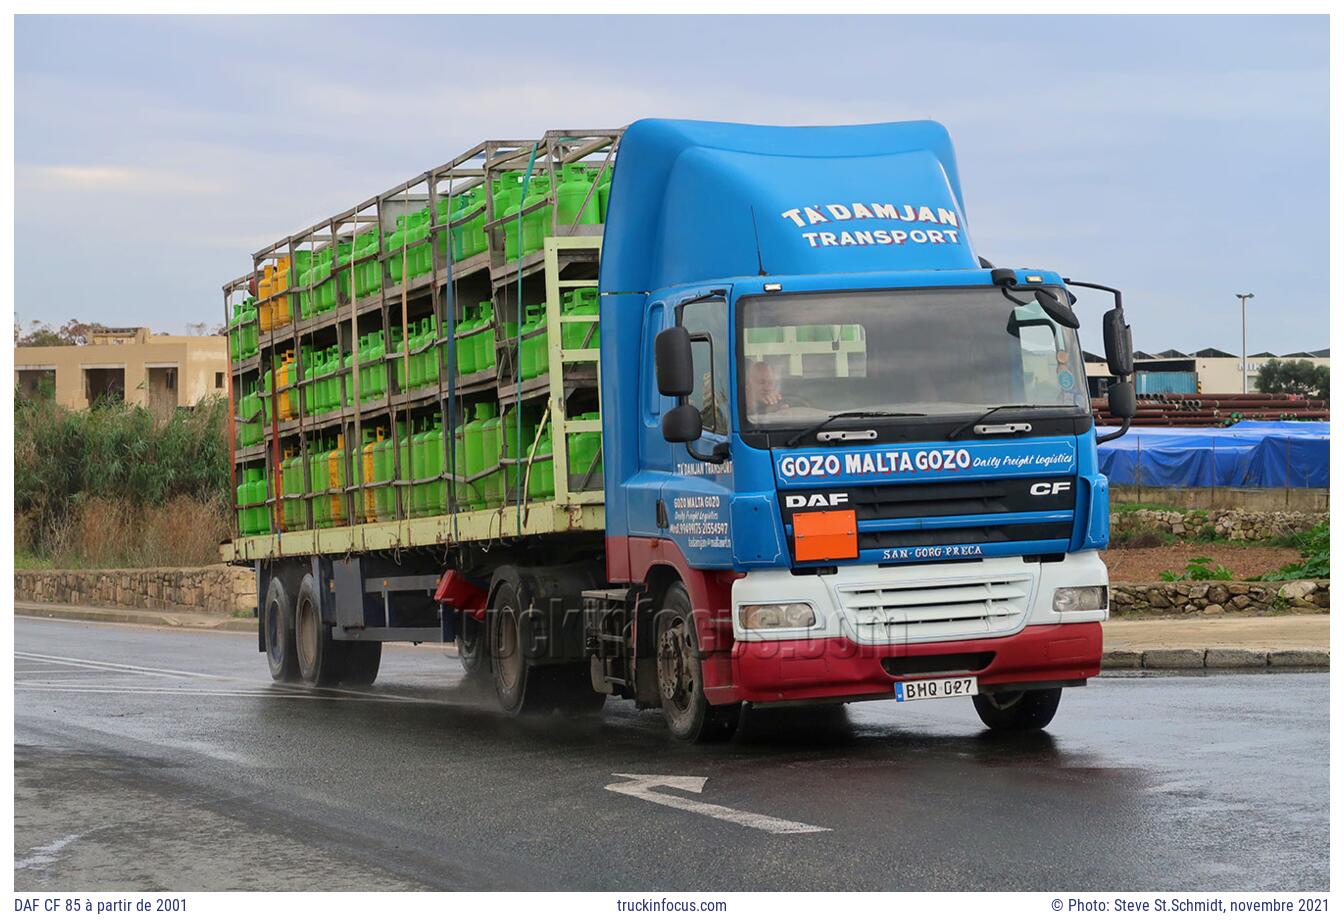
[
  {"left": 1257, "top": 358, "right": 1329, "bottom": 400},
  {"left": 1259, "top": 522, "right": 1329, "bottom": 582},
  {"left": 1159, "top": 557, "right": 1235, "bottom": 582},
  {"left": 14, "top": 394, "right": 231, "bottom": 568}
]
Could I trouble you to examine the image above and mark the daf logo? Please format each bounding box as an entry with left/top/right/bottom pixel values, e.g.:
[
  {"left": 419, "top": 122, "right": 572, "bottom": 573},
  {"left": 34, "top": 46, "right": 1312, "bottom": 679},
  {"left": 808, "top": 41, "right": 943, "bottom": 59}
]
[
  {"left": 785, "top": 493, "right": 850, "bottom": 509},
  {"left": 1029, "top": 481, "right": 1072, "bottom": 496}
]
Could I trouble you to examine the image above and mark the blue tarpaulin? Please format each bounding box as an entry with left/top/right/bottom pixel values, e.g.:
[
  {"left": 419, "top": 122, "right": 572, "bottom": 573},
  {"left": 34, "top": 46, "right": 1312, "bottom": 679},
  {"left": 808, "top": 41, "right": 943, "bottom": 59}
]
[{"left": 1096, "top": 421, "right": 1330, "bottom": 488}]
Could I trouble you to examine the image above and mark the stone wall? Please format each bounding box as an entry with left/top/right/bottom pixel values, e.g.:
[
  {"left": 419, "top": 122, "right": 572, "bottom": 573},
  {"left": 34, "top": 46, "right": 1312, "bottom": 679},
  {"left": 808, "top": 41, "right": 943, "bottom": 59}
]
[
  {"left": 1111, "top": 579, "right": 1329, "bottom": 615},
  {"left": 1110, "top": 484, "right": 1328, "bottom": 513},
  {"left": 1112, "top": 508, "right": 1326, "bottom": 541},
  {"left": 14, "top": 566, "right": 256, "bottom": 613}
]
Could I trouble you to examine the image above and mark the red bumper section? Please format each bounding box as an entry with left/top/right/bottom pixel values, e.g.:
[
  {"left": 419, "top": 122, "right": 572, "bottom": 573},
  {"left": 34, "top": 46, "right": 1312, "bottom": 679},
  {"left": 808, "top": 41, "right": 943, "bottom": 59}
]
[{"left": 730, "top": 622, "right": 1102, "bottom": 704}]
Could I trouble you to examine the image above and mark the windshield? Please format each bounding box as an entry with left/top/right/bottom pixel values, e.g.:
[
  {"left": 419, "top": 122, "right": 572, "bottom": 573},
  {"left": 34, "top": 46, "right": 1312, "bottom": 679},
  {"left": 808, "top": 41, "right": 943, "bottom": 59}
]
[{"left": 739, "top": 287, "right": 1090, "bottom": 427}]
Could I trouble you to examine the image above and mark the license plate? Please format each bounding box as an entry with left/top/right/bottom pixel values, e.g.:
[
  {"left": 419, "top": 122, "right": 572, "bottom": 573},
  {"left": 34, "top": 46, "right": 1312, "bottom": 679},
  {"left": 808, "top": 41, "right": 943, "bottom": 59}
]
[{"left": 894, "top": 676, "right": 978, "bottom": 702}]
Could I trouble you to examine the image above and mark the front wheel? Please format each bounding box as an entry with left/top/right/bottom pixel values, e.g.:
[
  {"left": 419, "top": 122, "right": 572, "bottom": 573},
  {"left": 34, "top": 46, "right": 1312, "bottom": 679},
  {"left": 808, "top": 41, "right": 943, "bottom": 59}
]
[
  {"left": 656, "top": 584, "right": 740, "bottom": 743},
  {"left": 972, "top": 687, "right": 1062, "bottom": 731}
]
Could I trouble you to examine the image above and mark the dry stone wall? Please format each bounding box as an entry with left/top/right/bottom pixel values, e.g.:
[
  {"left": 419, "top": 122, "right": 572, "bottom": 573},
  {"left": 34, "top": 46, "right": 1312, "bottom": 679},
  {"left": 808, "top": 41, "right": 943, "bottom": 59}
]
[
  {"left": 1111, "top": 508, "right": 1326, "bottom": 541},
  {"left": 1110, "top": 580, "right": 1328, "bottom": 615},
  {"left": 14, "top": 566, "right": 256, "bottom": 613}
]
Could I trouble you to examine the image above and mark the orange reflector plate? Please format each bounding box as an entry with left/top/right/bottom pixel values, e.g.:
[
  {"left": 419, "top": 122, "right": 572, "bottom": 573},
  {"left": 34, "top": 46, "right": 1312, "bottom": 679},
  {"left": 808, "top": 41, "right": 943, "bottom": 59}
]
[{"left": 793, "top": 509, "right": 858, "bottom": 562}]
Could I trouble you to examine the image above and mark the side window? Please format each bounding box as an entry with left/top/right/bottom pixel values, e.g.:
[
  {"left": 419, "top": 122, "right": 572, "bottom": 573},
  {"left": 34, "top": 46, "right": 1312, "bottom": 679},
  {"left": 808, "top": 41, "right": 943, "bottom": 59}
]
[
  {"left": 681, "top": 298, "right": 729, "bottom": 435},
  {"left": 644, "top": 303, "right": 666, "bottom": 421}
]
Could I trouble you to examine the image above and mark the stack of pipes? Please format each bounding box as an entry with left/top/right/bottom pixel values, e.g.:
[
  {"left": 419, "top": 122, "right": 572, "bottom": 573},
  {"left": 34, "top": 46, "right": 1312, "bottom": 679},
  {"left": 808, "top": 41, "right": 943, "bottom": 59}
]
[{"left": 1093, "top": 392, "right": 1329, "bottom": 428}]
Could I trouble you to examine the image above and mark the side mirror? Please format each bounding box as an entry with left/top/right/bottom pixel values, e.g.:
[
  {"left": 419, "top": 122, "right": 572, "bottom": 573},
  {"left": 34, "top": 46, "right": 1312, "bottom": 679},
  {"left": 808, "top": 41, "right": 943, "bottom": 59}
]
[
  {"left": 1107, "top": 379, "right": 1136, "bottom": 419},
  {"left": 662, "top": 403, "right": 703, "bottom": 443},
  {"left": 1034, "top": 289, "right": 1080, "bottom": 329},
  {"left": 1102, "top": 308, "right": 1134, "bottom": 377},
  {"left": 655, "top": 327, "right": 694, "bottom": 397}
]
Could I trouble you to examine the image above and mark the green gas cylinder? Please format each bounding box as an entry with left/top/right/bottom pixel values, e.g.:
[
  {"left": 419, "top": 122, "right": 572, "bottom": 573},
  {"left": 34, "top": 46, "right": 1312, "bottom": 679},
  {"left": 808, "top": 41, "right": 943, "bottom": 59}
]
[
  {"left": 309, "top": 441, "right": 328, "bottom": 528},
  {"left": 567, "top": 411, "right": 603, "bottom": 491},
  {"left": 464, "top": 403, "right": 490, "bottom": 510},
  {"left": 448, "top": 420, "right": 471, "bottom": 511},
  {"left": 236, "top": 468, "right": 253, "bottom": 535},
  {"left": 373, "top": 425, "right": 400, "bottom": 522},
  {"left": 475, "top": 301, "right": 496, "bottom": 372},
  {"left": 520, "top": 303, "right": 548, "bottom": 380},
  {"left": 368, "top": 333, "right": 389, "bottom": 397},
  {"left": 477, "top": 403, "right": 502, "bottom": 507},
  {"left": 556, "top": 164, "right": 600, "bottom": 229},
  {"left": 340, "top": 349, "right": 353, "bottom": 407},
  {"left": 237, "top": 298, "right": 258, "bottom": 359},
  {"left": 421, "top": 316, "right": 441, "bottom": 387},
  {"left": 454, "top": 304, "right": 477, "bottom": 376},
  {"left": 386, "top": 215, "right": 408, "bottom": 283},
  {"left": 397, "top": 423, "right": 414, "bottom": 516},
  {"left": 561, "top": 288, "right": 600, "bottom": 350},
  {"left": 466, "top": 186, "right": 489, "bottom": 257},
  {"left": 422, "top": 415, "right": 446, "bottom": 516},
  {"left": 520, "top": 175, "right": 552, "bottom": 256},
  {"left": 500, "top": 406, "right": 535, "bottom": 499},
  {"left": 390, "top": 325, "right": 408, "bottom": 391},
  {"left": 409, "top": 420, "right": 429, "bottom": 516},
  {"left": 494, "top": 173, "right": 523, "bottom": 261},
  {"left": 527, "top": 423, "right": 555, "bottom": 502},
  {"left": 597, "top": 164, "right": 613, "bottom": 222},
  {"left": 449, "top": 193, "right": 469, "bottom": 263}
]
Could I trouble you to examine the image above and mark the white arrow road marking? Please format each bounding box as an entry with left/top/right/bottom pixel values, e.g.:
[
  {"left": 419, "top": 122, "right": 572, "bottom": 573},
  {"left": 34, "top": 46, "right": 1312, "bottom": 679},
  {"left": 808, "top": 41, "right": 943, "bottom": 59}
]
[{"left": 605, "top": 774, "right": 830, "bottom": 834}]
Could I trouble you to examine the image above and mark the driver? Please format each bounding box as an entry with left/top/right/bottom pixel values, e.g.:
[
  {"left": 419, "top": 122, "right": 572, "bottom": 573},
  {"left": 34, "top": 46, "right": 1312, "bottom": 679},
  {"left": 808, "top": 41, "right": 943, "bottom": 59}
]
[{"left": 746, "top": 360, "right": 789, "bottom": 417}]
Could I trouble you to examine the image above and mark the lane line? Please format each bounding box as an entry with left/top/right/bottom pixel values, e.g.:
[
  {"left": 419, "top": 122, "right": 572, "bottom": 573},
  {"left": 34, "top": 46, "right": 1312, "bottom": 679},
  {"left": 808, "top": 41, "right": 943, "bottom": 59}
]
[
  {"left": 14, "top": 652, "right": 432, "bottom": 703},
  {"left": 12, "top": 685, "right": 428, "bottom": 701},
  {"left": 606, "top": 774, "right": 831, "bottom": 835}
]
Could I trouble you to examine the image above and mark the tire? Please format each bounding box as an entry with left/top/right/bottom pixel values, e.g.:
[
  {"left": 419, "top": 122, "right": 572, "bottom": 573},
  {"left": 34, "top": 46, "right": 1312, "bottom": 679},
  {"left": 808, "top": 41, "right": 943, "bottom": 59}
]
[
  {"left": 655, "top": 583, "right": 740, "bottom": 743},
  {"left": 551, "top": 663, "right": 606, "bottom": 717},
  {"left": 263, "top": 576, "right": 299, "bottom": 682},
  {"left": 294, "top": 574, "right": 348, "bottom": 687},
  {"left": 972, "top": 687, "right": 1062, "bottom": 732},
  {"left": 457, "top": 610, "right": 489, "bottom": 680},
  {"left": 489, "top": 578, "right": 542, "bottom": 715},
  {"left": 342, "top": 641, "right": 382, "bottom": 687}
]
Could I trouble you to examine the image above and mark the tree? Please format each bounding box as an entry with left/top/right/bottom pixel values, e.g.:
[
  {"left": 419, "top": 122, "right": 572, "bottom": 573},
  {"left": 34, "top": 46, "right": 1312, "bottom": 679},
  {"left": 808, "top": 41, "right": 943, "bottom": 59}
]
[
  {"left": 14, "top": 318, "right": 94, "bottom": 346},
  {"left": 1256, "top": 358, "right": 1329, "bottom": 400}
]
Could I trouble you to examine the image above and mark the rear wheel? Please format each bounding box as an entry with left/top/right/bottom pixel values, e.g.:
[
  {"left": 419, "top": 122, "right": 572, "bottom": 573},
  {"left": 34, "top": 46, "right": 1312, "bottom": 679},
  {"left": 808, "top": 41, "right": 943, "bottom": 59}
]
[
  {"left": 656, "top": 584, "right": 740, "bottom": 743},
  {"left": 490, "top": 579, "right": 541, "bottom": 715},
  {"left": 458, "top": 610, "right": 489, "bottom": 680},
  {"left": 342, "top": 641, "right": 382, "bottom": 687},
  {"left": 294, "top": 574, "right": 347, "bottom": 687},
  {"left": 263, "top": 576, "right": 299, "bottom": 682},
  {"left": 972, "top": 687, "right": 1062, "bottom": 731}
]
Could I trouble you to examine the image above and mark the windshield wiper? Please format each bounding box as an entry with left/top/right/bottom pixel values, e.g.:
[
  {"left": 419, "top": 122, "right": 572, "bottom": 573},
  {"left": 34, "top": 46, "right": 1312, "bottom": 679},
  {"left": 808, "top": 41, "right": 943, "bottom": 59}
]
[
  {"left": 785, "top": 410, "right": 926, "bottom": 448},
  {"left": 947, "top": 404, "right": 1068, "bottom": 440}
]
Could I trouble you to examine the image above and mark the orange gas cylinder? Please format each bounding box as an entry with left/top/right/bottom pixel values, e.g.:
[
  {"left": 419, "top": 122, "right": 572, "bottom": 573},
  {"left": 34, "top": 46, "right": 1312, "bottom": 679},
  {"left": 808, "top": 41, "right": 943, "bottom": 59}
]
[
  {"left": 329, "top": 434, "right": 348, "bottom": 526},
  {"left": 275, "top": 351, "right": 296, "bottom": 420},
  {"left": 361, "top": 428, "right": 383, "bottom": 523}
]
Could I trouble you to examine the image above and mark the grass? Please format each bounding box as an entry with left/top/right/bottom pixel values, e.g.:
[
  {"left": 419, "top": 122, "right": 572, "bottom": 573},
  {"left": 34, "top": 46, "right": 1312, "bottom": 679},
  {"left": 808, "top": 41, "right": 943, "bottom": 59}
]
[{"left": 14, "top": 393, "right": 232, "bottom": 569}]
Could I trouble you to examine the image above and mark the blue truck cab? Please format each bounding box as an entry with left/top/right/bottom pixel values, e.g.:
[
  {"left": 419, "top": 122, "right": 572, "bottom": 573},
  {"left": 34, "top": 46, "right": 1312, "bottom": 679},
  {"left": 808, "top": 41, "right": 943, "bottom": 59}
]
[{"left": 592, "top": 119, "right": 1136, "bottom": 740}]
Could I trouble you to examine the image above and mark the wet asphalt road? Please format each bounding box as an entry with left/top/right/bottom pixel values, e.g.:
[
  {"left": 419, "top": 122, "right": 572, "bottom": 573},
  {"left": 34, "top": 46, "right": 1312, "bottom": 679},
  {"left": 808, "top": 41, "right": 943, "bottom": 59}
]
[{"left": 14, "top": 616, "right": 1328, "bottom": 892}]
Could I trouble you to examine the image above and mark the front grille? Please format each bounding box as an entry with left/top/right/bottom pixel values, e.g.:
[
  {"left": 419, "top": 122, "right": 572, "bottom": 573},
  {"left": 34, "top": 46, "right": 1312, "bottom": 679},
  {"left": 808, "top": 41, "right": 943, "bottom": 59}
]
[
  {"left": 881, "top": 652, "right": 996, "bottom": 677},
  {"left": 836, "top": 570, "right": 1034, "bottom": 644},
  {"left": 858, "top": 522, "right": 1073, "bottom": 550},
  {"left": 780, "top": 476, "right": 1075, "bottom": 524}
]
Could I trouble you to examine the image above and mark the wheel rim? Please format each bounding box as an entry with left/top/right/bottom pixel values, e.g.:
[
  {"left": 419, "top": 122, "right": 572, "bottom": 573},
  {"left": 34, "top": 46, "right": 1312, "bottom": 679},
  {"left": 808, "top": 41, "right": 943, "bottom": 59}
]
[
  {"left": 495, "top": 605, "right": 521, "bottom": 694},
  {"left": 657, "top": 617, "right": 695, "bottom": 716},
  {"left": 984, "top": 691, "right": 1025, "bottom": 711},
  {"left": 295, "top": 594, "right": 318, "bottom": 675}
]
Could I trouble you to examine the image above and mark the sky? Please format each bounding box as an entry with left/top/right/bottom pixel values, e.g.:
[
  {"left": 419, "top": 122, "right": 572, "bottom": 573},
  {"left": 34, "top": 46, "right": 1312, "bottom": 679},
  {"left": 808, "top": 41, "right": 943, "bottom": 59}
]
[{"left": 13, "top": 14, "right": 1330, "bottom": 356}]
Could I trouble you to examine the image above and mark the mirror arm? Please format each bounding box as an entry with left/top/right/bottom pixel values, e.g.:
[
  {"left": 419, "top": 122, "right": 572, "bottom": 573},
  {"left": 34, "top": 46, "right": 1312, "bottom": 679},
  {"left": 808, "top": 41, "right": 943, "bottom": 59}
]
[
  {"left": 1096, "top": 416, "right": 1131, "bottom": 445},
  {"left": 686, "top": 440, "right": 730, "bottom": 464}
]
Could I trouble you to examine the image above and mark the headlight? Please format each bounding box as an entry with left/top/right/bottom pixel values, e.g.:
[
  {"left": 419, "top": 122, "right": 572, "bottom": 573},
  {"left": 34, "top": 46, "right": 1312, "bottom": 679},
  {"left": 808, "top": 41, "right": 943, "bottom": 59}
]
[
  {"left": 1053, "top": 586, "right": 1108, "bottom": 612},
  {"left": 739, "top": 602, "right": 816, "bottom": 630}
]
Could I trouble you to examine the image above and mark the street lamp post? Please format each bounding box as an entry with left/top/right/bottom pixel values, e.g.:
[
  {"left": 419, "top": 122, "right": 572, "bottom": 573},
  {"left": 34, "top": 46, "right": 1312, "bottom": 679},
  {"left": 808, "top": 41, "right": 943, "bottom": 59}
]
[{"left": 1236, "top": 292, "right": 1254, "bottom": 393}]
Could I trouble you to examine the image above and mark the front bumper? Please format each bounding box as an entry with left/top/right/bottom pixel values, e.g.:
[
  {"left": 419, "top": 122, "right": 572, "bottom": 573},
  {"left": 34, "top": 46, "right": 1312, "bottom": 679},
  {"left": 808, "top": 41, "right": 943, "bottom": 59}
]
[{"left": 732, "top": 622, "right": 1102, "bottom": 704}]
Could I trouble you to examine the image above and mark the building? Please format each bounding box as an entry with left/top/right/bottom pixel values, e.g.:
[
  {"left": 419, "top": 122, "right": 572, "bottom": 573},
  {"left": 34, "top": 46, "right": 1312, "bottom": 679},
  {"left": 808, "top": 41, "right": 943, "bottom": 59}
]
[
  {"left": 1084, "top": 347, "right": 1329, "bottom": 396},
  {"left": 15, "top": 326, "right": 229, "bottom": 418}
]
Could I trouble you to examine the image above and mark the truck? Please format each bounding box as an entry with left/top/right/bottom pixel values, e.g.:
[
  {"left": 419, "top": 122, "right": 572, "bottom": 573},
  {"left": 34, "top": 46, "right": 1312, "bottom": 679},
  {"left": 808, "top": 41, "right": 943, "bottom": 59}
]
[{"left": 223, "top": 119, "right": 1137, "bottom": 742}]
